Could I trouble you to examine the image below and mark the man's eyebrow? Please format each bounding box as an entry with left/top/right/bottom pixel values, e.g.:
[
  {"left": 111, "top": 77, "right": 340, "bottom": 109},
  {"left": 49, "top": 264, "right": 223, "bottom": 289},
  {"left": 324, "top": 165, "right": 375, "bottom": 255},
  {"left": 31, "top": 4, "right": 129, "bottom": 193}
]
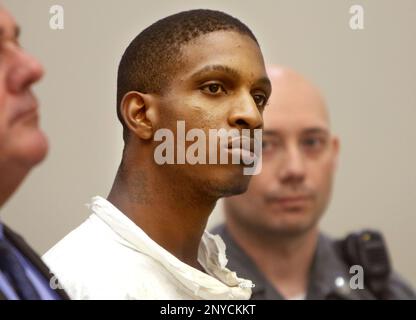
[
  {"left": 190, "top": 64, "right": 241, "bottom": 80},
  {"left": 254, "top": 76, "right": 272, "bottom": 95},
  {"left": 263, "top": 127, "right": 330, "bottom": 137},
  {"left": 190, "top": 64, "right": 272, "bottom": 92},
  {"left": 263, "top": 130, "right": 280, "bottom": 137},
  {"left": 302, "top": 127, "right": 330, "bottom": 135}
]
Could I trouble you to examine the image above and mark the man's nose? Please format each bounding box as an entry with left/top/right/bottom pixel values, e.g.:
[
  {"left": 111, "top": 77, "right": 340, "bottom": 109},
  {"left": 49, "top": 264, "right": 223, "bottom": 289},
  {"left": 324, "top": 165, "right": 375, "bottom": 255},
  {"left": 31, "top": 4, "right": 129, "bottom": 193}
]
[
  {"left": 227, "top": 93, "right": 263, "bottom": 130},
  {"left": 278, "top": 145, "right": 306, "bottom": 185},
  {"left": 7, "top": 47, "right": 44, "bottom": 93}
]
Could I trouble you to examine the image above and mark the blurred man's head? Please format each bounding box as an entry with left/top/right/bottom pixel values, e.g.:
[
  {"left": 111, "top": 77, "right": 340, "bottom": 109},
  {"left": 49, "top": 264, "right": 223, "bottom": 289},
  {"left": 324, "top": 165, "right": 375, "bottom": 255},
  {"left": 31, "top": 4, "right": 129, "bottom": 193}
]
[
  {"left": 224, "top": 65, "right": 339, "bottom": 237},
  {"left": 0, "top": 6, "right": 46, "bottom": 207},
  {"left": 116, "top": 10, "right": 271, "bottom": 200}
]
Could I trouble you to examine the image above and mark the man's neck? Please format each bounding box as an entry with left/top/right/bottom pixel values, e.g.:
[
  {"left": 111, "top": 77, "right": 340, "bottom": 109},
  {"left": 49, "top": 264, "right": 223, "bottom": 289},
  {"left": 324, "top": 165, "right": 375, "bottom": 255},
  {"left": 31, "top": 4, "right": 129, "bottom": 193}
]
[
  {"left": 107, "top": 156, "right": 216, "bottom": 270},
  {"left": 0, "top": 161, "right": 30, "bottom": 208},
  {"left": 226, "top": 220, "right": 319, "bottom": 299}
]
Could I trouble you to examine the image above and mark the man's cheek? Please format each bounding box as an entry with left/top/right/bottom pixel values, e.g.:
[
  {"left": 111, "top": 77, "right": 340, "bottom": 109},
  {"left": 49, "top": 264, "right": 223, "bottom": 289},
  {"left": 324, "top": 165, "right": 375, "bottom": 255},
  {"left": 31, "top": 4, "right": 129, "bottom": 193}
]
[
  {"left": 0, "top": 92, "right": 5, "bottom": 113},
  {"left": 0, "top": 122, "right": 10, "bottom": 159},
  {"left": 0, "top": 112, "right": 8, "bottom": 142},
  {"left": 0, "top": 99, "right": 16, "bottom": 151}
]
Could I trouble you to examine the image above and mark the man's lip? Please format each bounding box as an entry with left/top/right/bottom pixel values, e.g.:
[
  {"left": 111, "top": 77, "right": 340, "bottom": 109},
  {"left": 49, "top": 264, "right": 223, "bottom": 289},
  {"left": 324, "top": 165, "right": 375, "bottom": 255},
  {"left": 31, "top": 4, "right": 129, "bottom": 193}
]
[
  {"left": 226, "top": 148, "right": 256, "bottom": 164},
  {"left": 11, "top": 103, "right": 38, "bottom": 124},
  {"left": 226, "top": 138, "right": 258, "bottom": 164},
  {"left": 226, "top": 137, "right": 256, "bottom": 154},
  {"left": 267, "top": 196, "right": 312, "bottom": 204}
]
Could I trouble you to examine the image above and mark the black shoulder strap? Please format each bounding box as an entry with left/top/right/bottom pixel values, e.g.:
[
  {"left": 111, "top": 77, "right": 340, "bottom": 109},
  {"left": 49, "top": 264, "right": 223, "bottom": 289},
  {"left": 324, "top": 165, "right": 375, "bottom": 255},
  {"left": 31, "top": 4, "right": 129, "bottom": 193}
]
[{"left": 335, "top": 229, "right": 392, "bottom": 299}]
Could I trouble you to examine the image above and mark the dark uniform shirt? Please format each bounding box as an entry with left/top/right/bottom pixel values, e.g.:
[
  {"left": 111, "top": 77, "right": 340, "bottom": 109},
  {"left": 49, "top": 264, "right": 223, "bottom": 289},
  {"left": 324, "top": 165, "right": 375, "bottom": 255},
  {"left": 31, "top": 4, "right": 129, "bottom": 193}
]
[{"left": 212, "top": 224, "right": 416, "bottom": 300}]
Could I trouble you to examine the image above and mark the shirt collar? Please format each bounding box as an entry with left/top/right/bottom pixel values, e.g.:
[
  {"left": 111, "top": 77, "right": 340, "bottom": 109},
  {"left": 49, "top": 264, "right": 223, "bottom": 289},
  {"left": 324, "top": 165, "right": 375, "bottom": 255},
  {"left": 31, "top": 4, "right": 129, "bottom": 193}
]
[{"left": 87, "top": 196, "right": 252, "bottom": 299}]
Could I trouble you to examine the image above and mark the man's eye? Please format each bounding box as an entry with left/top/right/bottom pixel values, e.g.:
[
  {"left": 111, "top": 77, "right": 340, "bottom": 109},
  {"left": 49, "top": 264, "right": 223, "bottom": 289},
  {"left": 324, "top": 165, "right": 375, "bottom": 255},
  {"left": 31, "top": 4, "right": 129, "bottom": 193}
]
[
  {"left": 253, "top": 94, "right": 267, "bottom": 108},
  {"left": 262, "top": 141, "right": 271, "bottom": 149},
  {"left": 201, "top": 83, "right": 226, "bottom": 95},
  {"left": 302, "top": 137, "right": 325, "bottom": 149},
  {"left": 262, "top": 140, "right": 278, "bottom": 153}
]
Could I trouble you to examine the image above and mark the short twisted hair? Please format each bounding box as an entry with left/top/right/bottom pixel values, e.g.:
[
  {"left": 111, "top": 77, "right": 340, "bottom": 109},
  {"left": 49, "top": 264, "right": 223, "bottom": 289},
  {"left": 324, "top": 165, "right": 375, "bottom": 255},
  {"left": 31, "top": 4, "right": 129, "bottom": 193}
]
[{"left": 116, "top": 9, "right": 258, "bottom": 142}]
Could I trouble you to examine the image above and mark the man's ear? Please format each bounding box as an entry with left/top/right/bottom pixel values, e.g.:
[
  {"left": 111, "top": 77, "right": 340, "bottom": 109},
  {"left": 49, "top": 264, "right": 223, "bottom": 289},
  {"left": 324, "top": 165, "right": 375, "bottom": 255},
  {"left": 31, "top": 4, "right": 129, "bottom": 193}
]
[
  {"left": 120, "top": 91, "right": 158, "bottom": 140},
  {"left": 331, "top": 135, "right": 340, "bottom": 171}
]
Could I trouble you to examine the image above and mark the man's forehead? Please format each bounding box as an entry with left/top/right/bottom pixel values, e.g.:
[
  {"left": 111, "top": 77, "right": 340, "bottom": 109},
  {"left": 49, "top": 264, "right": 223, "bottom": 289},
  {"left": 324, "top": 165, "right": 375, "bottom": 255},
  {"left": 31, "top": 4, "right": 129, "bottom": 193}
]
[
  {"left": 179, "top": 30, "right": 266, "bottom": 77},
  {"left": 264, "top": 66, "right": 330, "bottom": 132},
  {"left": 263, "top": 115, "right": 330, "bottom": 137}
]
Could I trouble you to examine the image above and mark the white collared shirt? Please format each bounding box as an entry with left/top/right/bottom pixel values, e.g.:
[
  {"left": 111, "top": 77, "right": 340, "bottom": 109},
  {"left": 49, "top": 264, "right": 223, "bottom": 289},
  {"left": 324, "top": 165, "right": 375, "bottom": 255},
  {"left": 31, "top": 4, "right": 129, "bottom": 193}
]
[{"left": 42, "top": 196, "right": 252, "bottom": 300}]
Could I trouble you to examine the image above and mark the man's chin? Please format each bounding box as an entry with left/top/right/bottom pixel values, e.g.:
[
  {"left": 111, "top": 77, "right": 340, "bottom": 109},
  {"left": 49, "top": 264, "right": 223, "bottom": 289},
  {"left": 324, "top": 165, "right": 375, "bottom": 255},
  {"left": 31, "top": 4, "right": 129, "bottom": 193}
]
[
  {"left": 213, "top": 170, "right": 251, "bottom": 198},
  {"left": 12, "top": 130, "right": 49, "bottom": 167},
  {"left": 183, "top": 163, "right": 252, "bottom": 199},
  {"left": 221, "top": 182, "right": 249, "bottom": 198},
  {"left": 262, "top": 218, "right": 317, "bottom": 238}
]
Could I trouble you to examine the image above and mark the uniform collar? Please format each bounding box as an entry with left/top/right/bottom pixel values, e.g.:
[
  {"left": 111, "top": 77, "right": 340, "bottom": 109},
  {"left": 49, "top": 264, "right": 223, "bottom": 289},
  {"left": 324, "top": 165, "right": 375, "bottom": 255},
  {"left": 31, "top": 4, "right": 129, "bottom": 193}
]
[
  {"left": 213, "top": 224, "right": 282, "bottom": 299},
  {"left": 215, "top": 225, "right": 372, "bottom": 300}
]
